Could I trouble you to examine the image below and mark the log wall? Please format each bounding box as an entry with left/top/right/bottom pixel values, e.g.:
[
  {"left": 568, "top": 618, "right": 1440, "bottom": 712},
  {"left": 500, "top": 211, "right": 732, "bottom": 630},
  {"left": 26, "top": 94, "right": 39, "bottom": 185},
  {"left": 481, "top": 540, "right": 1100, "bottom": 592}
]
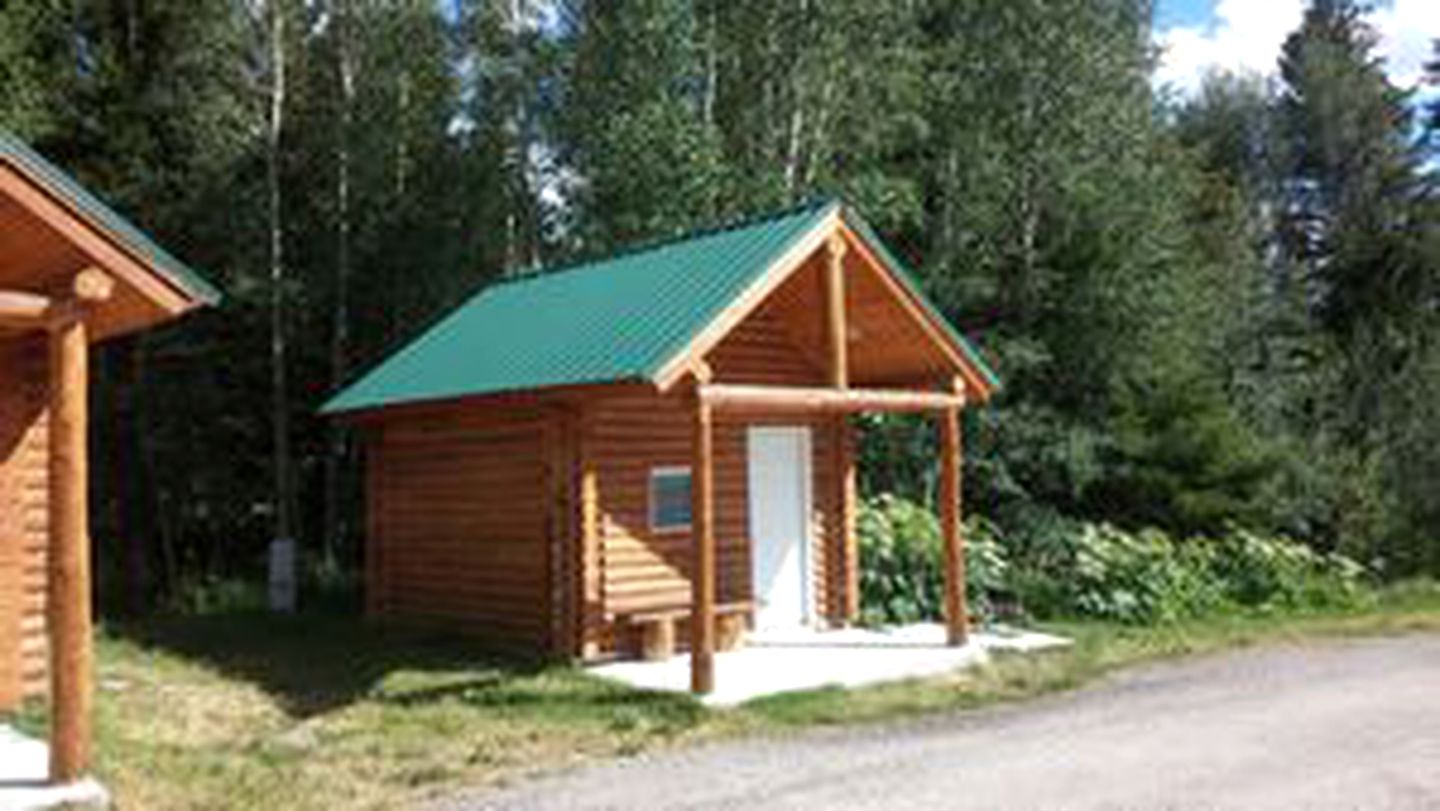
[
  {"left": 362, "top": 276, "right": 858, "bottom": 660},
  {"left": 365, "top": 405, "right": 559, "bottom": 652},
  {"left": 0, "top": 334, "right": 49, "bottom": 708}
]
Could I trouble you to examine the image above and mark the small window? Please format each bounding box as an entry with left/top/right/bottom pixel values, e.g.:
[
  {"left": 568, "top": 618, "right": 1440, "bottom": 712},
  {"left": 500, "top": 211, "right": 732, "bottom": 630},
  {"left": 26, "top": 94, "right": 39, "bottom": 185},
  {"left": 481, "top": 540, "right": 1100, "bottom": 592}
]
[{"left": 649, "top": 467, "right": 692, "bottom": 532}]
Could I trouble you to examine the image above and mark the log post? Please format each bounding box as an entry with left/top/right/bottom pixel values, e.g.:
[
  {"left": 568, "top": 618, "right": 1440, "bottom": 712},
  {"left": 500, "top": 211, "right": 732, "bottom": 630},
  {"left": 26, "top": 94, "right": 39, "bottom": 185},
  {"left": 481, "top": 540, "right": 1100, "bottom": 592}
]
[
  {"left": 825, "top": 233, "right": 848, "bottom": 390},
  {"left": 938, "top": 402, "right": 968, "bottom": 647},
  {"left": 48, "top": 311, "right": 92, "bottom": 783},
  {"left": 837, "top": 417, "right": 858, "bottom": 622},
  {"left": 690, "top": 371, "right": 716, "bottom": 694}
]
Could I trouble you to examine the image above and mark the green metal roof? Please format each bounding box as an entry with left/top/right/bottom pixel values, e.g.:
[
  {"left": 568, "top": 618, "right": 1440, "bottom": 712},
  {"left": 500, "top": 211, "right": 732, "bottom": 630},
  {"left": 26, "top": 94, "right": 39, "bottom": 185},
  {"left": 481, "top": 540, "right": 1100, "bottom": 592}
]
[
  {"left": 0, "top": 130, "right": 222, "bottom": 306},
  {"left": 325, "top": 199, "right": 999, "bottom": 415}
]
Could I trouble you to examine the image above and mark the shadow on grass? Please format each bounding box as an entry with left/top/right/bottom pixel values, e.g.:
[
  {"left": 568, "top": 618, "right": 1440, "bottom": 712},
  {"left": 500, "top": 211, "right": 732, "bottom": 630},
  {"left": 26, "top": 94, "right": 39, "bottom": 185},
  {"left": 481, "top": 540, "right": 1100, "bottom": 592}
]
[
  {"left": 110, "top": 610, "right": 559, "bottom": 719},
  {"left": 109, "top": 609, "right": 710, "bottom": 735}
]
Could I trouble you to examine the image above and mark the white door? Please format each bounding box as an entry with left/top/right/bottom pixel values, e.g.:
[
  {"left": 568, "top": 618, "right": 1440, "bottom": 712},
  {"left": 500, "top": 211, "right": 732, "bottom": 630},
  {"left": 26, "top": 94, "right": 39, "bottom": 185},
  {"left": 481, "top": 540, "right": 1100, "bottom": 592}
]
[{"left": 747, "top": 426, "right": 813, "bottom": 630}]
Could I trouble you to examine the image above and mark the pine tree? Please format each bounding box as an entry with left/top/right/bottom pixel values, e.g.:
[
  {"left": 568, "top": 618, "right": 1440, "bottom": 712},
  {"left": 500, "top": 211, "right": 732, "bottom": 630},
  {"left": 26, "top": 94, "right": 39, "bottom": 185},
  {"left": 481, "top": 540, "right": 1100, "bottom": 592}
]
[
  {"left": 1278, "top": 0, "right": 1428, "bottom": 355},
  {"left": 1274, "top": 0, "right": 1436, "bottom": 566}
]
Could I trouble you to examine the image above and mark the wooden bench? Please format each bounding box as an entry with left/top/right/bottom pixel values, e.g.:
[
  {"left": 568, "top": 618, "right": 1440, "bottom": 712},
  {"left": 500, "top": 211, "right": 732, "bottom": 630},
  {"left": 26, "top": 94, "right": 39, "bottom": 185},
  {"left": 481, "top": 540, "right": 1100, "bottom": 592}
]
[{"left": 626, "top": 601, "right": 754, "bottom": 661}]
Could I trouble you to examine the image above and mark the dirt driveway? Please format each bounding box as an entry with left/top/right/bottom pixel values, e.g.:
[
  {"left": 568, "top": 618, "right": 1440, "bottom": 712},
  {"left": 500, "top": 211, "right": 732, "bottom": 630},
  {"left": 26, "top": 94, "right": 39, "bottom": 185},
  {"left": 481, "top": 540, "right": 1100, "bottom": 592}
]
[{"left": 457, "top": 634, "right": 1440, "bottom": 810}]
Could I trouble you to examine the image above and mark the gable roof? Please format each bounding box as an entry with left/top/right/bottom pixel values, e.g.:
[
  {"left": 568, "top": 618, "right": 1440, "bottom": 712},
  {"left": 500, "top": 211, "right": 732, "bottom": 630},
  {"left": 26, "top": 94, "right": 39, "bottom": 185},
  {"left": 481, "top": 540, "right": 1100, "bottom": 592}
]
[
  {"left": 0, "top": 130, "right": 222, "bottom": 306},
  {"left": 324, "top": 200, "right": 998, "bottom": 415}
]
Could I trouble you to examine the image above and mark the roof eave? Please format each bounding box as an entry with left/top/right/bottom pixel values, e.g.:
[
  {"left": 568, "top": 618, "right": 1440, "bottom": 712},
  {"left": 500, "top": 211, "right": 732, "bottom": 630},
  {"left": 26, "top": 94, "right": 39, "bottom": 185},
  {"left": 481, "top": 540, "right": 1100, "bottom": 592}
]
[
  {"left": 0, "top": 131, "right": 222, "bottom": 310},
  {"left": 323, "top": 377, "right": 659, "bottom": 422}
]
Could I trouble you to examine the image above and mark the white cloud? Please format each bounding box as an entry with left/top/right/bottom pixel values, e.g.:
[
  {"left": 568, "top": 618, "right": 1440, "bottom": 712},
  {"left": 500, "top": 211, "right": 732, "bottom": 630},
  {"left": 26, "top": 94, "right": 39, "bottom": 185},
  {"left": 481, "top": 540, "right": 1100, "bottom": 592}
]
[
  {"left": 1372, "top": 0, "right": 1440, "bottom": 90},
  {"left": 1155, "top": 0, "right": 1439, "bottom": 96},
  {"left": 1154, "top": 0, "right": 1304, "bottom": 94}
]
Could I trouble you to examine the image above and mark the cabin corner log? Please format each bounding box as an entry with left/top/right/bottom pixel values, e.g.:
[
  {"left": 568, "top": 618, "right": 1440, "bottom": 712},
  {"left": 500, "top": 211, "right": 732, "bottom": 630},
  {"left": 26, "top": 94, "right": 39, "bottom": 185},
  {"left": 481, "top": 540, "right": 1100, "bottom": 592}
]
[
  {"left": 47, "top": 311, "right": 93, "bottom": 782},
  {"left": 690, "top": 390, "right": 716, "bottom": 694},
  {"left": 938, "top": 404, "right": 967, "bottom": 647},
  {"left": 72, "top": 268, "right": 116, "bottom": 304}
]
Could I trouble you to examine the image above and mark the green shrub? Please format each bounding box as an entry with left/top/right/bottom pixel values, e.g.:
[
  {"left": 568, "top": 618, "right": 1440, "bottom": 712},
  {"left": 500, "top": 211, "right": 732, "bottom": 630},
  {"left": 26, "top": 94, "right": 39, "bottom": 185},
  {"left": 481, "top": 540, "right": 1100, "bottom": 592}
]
[
  {"left": 857, "top": 493, "right": 1371, "bottom": 626},
  {"left": 1208, "top": 527, "right": 1371, "bottom": 612},
  {"left": 857, "top": 494, "right": 1009, "bottom": 626},
  {"left": 1022, "top": 523, "right": 1370, "bottom": 623}
]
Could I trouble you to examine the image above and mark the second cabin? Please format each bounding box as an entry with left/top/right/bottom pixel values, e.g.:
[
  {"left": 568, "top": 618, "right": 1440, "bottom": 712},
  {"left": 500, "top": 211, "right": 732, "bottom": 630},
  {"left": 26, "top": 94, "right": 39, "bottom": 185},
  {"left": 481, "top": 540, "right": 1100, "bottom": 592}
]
[{"left": 324, "top": 200, "right": 999, "bottom": 693}]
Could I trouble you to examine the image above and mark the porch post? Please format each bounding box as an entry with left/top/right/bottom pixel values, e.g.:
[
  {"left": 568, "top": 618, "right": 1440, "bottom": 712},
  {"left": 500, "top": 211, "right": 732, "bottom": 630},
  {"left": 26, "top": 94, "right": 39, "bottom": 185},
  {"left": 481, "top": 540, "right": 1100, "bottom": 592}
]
[
  {"left": 48, "top": 311, "right": 92, "bottom": 782},
  {"left": 938, "top": 403, "right": 968, "bottom": 646},
  {"left": 837, "top": 418, "right": 858, "bottom": 622},
  {"left": 690, "top": 372, "right": 716, "bottom": 694},
  {"left": 826, "top": 233, "right": 858, "bottom": 623}
]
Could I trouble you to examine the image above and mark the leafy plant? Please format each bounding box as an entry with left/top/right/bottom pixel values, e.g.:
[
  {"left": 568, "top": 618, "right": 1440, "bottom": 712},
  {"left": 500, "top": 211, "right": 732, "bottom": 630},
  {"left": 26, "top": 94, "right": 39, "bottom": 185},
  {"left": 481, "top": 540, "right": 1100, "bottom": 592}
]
[
  {"left": 857, "top": 494, "right": 1009, "bottom": 626},
  {"left": 858, "top": 493, "right": 1371, "bottom": 627}
]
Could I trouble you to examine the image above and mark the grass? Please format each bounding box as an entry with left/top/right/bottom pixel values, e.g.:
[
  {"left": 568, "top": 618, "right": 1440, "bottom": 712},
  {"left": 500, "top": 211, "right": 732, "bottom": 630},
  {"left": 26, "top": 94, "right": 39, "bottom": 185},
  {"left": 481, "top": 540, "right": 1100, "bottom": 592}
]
[{"left": 6, "top": 582, "right": 1440, "bottom": 810}]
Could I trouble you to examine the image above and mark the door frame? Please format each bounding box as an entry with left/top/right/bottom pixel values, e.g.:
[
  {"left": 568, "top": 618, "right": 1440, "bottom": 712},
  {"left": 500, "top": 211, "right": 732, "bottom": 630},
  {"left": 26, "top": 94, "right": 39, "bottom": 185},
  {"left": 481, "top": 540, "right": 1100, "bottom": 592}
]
[{"left": 745, "top": 425, "right": 815, "bottom": 628}]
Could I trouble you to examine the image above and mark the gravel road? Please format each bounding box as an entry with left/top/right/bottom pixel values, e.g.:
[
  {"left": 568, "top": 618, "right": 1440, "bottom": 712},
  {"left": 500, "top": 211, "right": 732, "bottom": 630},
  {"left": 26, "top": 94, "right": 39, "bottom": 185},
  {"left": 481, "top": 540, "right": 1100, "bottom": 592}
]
[{"left": 456, "top": 634, "right": 1440, "bottom": 810}]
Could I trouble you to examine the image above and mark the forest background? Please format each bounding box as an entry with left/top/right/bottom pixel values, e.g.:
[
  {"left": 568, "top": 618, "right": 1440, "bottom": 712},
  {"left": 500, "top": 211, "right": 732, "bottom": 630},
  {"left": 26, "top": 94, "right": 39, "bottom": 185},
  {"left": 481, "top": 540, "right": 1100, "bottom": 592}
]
[{"left": 3, "top": 0, "right": 1438, "bottom": 613}]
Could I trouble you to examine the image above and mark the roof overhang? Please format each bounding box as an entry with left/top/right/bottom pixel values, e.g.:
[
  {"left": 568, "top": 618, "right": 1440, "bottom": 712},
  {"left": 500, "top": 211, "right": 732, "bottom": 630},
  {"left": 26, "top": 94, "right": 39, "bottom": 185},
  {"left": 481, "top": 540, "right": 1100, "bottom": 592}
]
[{"left": 0, "top": 133, "right": 220, "bottom": 341}]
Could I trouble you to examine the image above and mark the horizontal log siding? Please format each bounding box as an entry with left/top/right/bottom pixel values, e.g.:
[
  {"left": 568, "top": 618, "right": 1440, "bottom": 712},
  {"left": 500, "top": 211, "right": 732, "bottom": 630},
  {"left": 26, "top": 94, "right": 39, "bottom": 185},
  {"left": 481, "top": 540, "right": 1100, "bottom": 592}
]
[
  {"left": 0, "top": 335, "right": 48, "bottom": 708},
  {"left": 368, "top": 407, "right": 555, "bottom": 652},
  {"left": 709, "top": 302, "right": 827, "bottom": 387}
]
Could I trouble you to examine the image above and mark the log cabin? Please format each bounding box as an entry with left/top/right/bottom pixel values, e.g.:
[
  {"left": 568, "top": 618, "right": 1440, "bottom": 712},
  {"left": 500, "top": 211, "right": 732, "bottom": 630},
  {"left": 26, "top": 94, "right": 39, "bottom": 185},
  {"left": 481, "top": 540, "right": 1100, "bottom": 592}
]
[
  {"left": 0, "top": 132, "right": 219, "bottom": 780},
  {"left": 325, "top": 200, "right": 999, "bottom": 694}
]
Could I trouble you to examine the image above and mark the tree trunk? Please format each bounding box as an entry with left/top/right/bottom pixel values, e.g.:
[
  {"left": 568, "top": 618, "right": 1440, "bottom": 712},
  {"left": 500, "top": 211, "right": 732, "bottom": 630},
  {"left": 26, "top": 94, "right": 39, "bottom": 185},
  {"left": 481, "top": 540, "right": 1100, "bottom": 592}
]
[
  {"left": 323, "top": 0, "right": 356, "bottom": 569},
  {"left": 267, "top": 0, "right": 296, "bottom": 610}
]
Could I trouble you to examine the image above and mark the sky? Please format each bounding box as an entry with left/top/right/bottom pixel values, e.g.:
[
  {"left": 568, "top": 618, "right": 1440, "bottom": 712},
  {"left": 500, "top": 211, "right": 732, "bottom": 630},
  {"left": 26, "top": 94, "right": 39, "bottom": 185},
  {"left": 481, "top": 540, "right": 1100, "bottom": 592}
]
[{"left": 1154, "top": 0, "right": 1440, "bottom": 95}]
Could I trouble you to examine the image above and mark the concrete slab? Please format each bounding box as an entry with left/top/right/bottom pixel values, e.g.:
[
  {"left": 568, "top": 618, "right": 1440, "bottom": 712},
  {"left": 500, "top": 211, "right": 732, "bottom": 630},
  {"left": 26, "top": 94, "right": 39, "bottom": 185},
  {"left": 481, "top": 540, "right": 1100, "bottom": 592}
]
[
  {"left": 589, "top": 623, "right": 1071, "bottom": 706},
  {"left": 0, "top": 726, "right": 108, "bottom": 811}
]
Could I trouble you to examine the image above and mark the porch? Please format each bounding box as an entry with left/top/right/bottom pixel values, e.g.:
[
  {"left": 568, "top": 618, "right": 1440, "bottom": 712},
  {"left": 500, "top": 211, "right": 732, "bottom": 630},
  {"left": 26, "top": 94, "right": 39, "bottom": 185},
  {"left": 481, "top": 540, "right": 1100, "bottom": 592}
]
[
  {"left": 0, "top": 725, "right": 108, "bottom": 810},
  {"left": 676, "top": 229, "right": 997, "bottom": 695},
  {"left": 591, "top": 624, "right": 1071, "bottom": 706}
]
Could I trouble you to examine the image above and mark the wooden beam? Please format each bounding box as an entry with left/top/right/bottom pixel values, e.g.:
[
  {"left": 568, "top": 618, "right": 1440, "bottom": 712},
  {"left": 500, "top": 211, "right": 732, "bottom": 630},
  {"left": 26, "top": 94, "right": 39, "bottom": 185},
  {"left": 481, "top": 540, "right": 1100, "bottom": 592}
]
[
  {"left": 825, "top": 233, "right": 849, "bottom": 390},
  {"left": 837, "top": 416, "right": 859, "bottom": 622},
  {"left": 690, "top": 392, "right": 716, "bottom": 694},
  {"left": 48, "top": 313, "right": 93, "bottom": 782},
  {"left": 938, "top": 404, "right": 968, "bottom": 647},
  {"left": 0, "top": 290, "right": 53, "bottom": 330},
  {"left": 699, "top": 384, "right": 965, "bottom": 414}
]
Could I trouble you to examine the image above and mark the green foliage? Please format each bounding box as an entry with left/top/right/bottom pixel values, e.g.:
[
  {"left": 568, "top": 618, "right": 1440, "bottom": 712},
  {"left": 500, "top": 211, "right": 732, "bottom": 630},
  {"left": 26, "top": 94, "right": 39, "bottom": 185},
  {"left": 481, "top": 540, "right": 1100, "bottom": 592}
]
[
  {"left": 1045, "top": 523, "right": 1369, "bottom": 623},
  {"left": 858, "top": 494, "right": 1370, "bottom": 627},
  {"left": 857, "top": 495, "right": 1009, "bottom": 626}
]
